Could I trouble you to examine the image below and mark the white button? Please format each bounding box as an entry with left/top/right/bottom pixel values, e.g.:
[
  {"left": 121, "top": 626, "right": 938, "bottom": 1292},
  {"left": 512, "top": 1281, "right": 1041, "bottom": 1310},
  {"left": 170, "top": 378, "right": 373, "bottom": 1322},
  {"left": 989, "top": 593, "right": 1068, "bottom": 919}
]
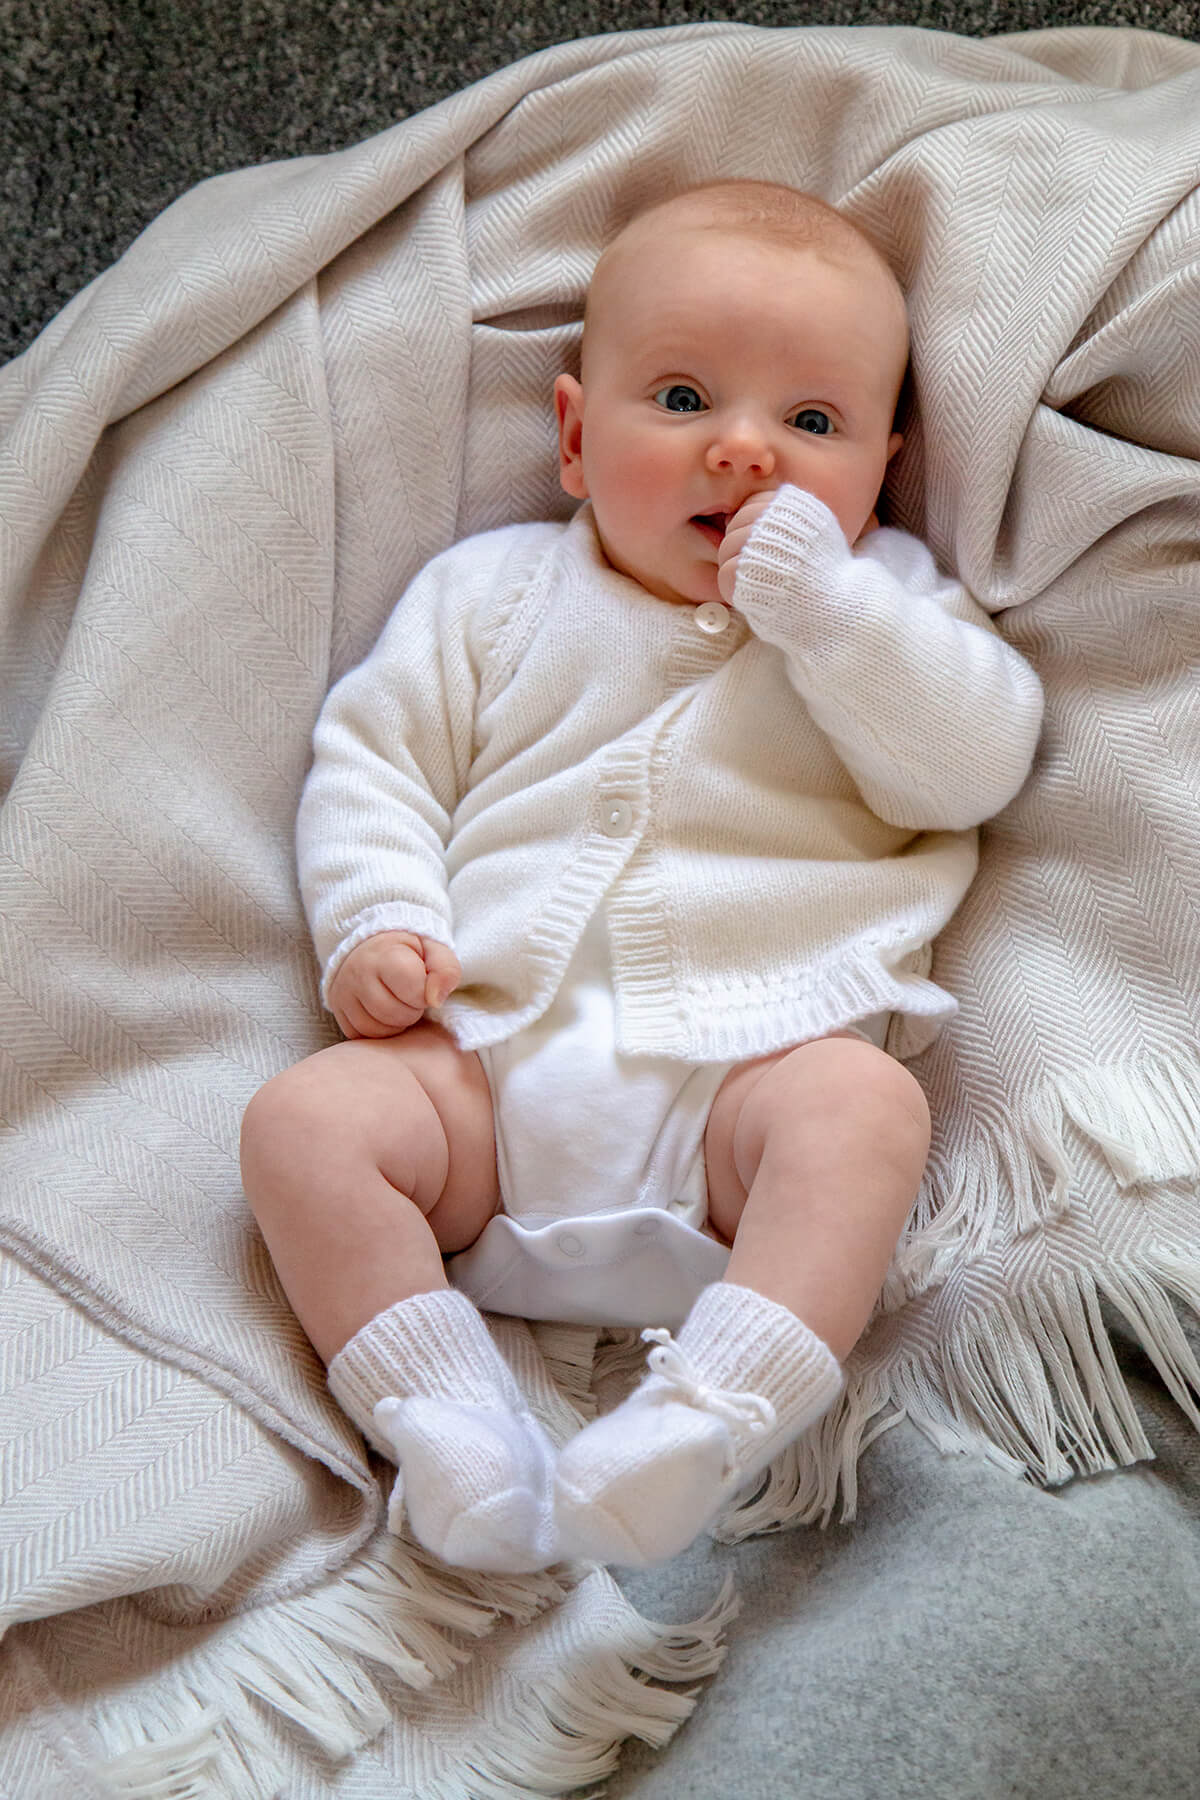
[
  {"left": 556, "top": 1232, "right": 585, "bottom": 1258},
  {"left": 600, "top": 797, "right": 634, "bottom": 837},
  {"left": 633, "top": 1217, "right": 662, "bottom": 1237},
  {"left": 694, "top": 601, "right": 730, "bottom": 635}
]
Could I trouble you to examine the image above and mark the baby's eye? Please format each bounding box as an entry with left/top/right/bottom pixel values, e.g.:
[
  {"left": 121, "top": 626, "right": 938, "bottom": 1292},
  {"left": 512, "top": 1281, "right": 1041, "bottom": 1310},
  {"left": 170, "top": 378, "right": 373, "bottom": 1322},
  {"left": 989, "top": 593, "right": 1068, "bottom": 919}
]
[
  {"left": 788, "top": 408, "right": 833, "bottom": 435},
  {"left": 654, "top": 384, "right": 707, "bottom": 414}
]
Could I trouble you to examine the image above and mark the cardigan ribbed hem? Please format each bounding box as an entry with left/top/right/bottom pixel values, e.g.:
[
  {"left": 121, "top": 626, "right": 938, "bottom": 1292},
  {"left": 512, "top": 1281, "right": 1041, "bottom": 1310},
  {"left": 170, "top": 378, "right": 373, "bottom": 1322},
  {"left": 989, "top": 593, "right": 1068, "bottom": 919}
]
[{"left": 443, "top": 938, "right": 956, "bottom": 1062}]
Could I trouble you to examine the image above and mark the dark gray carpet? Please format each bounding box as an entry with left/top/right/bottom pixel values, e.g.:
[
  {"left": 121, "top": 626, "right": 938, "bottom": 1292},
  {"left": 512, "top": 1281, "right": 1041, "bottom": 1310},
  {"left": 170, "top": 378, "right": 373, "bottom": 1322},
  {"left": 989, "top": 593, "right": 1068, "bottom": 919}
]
[{"left": 3, "top": 0, "right": 1198, "bottom": 363}]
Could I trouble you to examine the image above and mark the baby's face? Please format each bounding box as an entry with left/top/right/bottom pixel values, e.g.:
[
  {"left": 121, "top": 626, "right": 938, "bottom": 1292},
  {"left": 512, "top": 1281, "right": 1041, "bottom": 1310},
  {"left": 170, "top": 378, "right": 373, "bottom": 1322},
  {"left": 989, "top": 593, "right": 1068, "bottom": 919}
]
[{"left": 555, "top": 225, "right": 908, "bottom": 607}]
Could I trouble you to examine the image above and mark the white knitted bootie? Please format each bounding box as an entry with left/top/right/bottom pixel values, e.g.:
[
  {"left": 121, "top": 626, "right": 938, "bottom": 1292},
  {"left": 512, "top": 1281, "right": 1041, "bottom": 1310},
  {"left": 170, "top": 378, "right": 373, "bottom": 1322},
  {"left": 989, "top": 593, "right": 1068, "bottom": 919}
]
[
  {"left": 328, "top": 1288, "right": 559, "bottom": 1573},
  {"left": 554, "top": 1283, "right": 844, "bottom": 1566}
]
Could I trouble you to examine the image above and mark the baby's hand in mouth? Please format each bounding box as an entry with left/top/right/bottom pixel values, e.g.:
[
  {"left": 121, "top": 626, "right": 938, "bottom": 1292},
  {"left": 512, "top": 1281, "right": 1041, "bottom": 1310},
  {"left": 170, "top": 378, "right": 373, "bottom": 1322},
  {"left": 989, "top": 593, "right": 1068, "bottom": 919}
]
[{"left": 715, "top": 490, "right": 779, "bottom": 603}]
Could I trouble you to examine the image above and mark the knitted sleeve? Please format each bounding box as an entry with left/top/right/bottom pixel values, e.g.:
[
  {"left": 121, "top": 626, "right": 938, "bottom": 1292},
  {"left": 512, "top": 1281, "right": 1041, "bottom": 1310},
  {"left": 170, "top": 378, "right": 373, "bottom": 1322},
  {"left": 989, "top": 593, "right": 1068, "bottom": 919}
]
[
  {"left": 295, "top": 525, "right": 540, "bottom": 1004},
  {"left": 731, "top": 485, "right": 1044, "bottom": 832}
]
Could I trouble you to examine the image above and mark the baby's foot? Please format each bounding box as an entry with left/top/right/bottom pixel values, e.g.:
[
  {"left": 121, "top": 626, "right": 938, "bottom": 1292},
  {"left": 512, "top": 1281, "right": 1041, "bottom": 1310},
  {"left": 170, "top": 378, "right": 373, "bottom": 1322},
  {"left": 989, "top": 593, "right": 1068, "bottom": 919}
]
[
  {"left": 374, "top": 1395, "right": 559, "bottom": 1573},
  {"left": 554, "top": 1330, "right": 777, "bottom": 1567}
]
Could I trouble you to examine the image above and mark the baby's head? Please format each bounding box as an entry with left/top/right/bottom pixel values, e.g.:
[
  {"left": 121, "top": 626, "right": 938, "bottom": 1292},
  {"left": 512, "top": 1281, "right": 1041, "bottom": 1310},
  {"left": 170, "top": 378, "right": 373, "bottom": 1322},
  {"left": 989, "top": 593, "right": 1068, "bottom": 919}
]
[{"left": 555, "top": 180, "right": 909, "bottom": 607}]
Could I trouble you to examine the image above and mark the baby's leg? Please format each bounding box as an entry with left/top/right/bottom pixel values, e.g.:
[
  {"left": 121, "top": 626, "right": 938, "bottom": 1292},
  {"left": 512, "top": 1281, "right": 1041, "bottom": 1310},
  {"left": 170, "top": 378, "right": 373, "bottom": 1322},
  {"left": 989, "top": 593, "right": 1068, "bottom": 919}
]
[
  {"left": 555, "top": 1036, "right": 930, "bottom": 1565},
  {"left": 240, "top": 1021, "right": 498, "bottom": 1361},
  {"left": 240, "top": 1025, "right": 558, "bottom": 1571},
  {"left": 706, "top": 1033, "right": 931, "bottom": 1359}
]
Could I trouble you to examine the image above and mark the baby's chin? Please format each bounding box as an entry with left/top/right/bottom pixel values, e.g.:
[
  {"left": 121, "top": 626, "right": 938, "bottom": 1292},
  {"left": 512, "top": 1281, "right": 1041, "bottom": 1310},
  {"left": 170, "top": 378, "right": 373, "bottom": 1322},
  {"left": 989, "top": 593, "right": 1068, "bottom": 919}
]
[
  {"left": 655, "top": 565, "right": 723, "bottom": 608},
  {"left": 598, "top": 540, "right": 720, "bottom": 608}
]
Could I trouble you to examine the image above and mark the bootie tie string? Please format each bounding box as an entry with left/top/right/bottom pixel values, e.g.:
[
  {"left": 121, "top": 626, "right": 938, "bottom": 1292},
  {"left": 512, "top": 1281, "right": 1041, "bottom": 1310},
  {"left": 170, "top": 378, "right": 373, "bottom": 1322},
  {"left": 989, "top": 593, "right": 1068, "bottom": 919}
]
[{"left": 640, "top": 1327, "right": 777, "bottom": 1436}]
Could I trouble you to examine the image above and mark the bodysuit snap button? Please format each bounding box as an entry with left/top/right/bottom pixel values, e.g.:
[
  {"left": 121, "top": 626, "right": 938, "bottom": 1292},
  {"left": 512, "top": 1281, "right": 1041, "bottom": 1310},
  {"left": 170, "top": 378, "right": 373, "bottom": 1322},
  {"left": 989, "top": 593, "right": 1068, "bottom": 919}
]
[
  {"left": 556, "top": 1232, "right": 585, "bottom": 1258},
  {"left": 694, "top": 600, "right": 730, "bottom": 635}
]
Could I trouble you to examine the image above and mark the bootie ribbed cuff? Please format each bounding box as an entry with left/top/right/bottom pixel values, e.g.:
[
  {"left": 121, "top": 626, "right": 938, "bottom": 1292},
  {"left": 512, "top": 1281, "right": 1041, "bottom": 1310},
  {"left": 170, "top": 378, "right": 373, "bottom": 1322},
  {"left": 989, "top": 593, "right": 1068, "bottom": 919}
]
[
  {"left": 674, "top": 1282, "right": 844, "bottom": 1452},
  {"left": 328, "top": 1287, "right": 520, "bottom": 1455}
]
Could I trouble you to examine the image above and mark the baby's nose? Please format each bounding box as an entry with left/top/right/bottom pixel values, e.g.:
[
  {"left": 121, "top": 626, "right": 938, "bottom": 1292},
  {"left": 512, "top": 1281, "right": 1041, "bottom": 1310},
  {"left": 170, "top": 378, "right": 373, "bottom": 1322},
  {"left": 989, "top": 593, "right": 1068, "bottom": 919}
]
[{"left": 704, "top": 420, "right": 776, "bottom": 477}]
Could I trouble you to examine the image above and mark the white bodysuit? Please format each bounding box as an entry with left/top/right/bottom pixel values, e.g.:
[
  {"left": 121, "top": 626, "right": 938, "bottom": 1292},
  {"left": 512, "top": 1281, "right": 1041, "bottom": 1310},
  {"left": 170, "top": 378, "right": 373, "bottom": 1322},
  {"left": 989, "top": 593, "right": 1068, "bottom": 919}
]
[{"left": 449, "top": 902, "right": 889, "bottom": 1328}]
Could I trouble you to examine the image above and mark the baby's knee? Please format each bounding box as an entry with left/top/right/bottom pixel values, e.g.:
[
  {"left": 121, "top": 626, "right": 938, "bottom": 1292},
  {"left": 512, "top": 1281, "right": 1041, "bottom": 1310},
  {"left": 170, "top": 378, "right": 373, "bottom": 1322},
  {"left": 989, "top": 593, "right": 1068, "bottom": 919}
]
[
  {"left": 748, "top": 1037, "right": 930, "bottom": 1157},
  {"left": 240, "top": 1052, "right": 353, "bottom": 1197},
  {"left": 241, "top": 1060, "right": 312, "bottom": 1187},
  {"left": 830, "top": 1038, "right": 930, "bottom": 1142}
]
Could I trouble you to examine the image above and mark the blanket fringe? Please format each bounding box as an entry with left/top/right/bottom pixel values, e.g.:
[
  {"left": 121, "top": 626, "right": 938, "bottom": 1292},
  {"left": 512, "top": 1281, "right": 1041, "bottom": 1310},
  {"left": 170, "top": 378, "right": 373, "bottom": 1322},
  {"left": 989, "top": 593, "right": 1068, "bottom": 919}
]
[
  {"left": 83, "top": 1534, "right": 734, "bottom": 1798},
  {"left": 84, "top": 1530, "right": 567, "bottom": 1795},
  {"left": 1052, "top": 1054, "right": 1200, "bottom": 1187},
  {"left": 894, "top": 1050, "right": 1200, "bottom": 1301},
  {"left": 526, "top": 1318, "right": 602, "bottom": 1425},
  {"left": 717, "top": 1246, "right": 1200, "bottom": 1538},
  {"left": 432, "top": 1576, "right": 739, "bottom": 1800},
  {"left": 88, "top": 1700, "right": 277, "bottom": 1800}
]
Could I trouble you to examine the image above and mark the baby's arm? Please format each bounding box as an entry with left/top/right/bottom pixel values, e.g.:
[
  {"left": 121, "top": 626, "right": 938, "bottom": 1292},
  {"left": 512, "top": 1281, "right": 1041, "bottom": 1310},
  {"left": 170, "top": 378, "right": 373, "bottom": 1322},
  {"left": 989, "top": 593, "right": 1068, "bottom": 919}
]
[
  {"left": 297, "top": 532, "right": 515, "bottom": 1020},
  {"left": 719, "top": 485, "right": 1044, "bottom": 832}
]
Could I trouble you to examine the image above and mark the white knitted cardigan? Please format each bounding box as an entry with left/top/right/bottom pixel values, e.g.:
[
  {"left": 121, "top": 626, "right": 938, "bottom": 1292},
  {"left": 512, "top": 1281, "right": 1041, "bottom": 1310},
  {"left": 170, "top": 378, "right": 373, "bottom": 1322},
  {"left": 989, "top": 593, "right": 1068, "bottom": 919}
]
[
  {"left": 3, "top": 21, "right": 1200, "bottom": 1794},
  {"left": 297, "top": 487, "right": 1043, "bottom": 1062}
]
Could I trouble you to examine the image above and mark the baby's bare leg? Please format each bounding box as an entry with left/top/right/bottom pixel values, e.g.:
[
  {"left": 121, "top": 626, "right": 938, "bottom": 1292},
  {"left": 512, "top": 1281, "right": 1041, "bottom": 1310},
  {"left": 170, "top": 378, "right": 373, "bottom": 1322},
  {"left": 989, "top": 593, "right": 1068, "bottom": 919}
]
[
  {"left": 242, "top": 1027, "right": 561, "bottom": 1572},
  {"left": 554, "top": 1037, "right": 930, "bottom": 1566},
  {"left": 240, "top": 1021, "right": 498, "bottom": 1364},
  {"left": 706, "top": 1034, "right": 931, "bottom": 1358}
]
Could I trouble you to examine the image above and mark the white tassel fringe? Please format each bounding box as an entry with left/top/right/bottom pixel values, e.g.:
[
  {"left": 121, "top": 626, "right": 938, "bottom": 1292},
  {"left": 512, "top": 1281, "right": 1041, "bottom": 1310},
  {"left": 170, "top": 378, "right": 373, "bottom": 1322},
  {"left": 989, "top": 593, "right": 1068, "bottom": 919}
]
[
  {"left": 718, "top": 1247, "right": 1200, "bottom": 1539},
  {"left": 83, "top": 1539, "right": 734, "bottom": 1798},
  {"left": 894, "top": 1051, "right": 1200, "bottom": 1301}
]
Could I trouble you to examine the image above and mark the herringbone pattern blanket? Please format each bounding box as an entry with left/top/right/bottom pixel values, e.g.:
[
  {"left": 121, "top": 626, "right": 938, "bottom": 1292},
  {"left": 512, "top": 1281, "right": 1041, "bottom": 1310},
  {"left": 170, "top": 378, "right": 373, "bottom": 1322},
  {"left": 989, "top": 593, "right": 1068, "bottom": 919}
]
[{"left": 3, "top": 20, "right": 1199, "bottom": 1794}]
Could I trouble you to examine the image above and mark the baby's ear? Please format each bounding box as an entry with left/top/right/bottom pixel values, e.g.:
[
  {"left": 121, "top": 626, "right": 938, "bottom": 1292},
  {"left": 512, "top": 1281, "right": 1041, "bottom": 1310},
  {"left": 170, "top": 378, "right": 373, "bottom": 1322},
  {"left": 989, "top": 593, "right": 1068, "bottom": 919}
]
[
  {"left": 887, "top": 430, "right": 904, "bottom": 462},
  {"left": 554, "top": 375, "right": 589, "bottom": 499}
]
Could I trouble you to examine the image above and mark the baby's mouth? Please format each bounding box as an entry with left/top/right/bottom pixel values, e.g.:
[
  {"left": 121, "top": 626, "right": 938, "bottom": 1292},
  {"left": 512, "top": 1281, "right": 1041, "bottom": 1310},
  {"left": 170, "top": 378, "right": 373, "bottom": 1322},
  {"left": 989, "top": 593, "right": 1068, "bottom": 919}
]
[{"left": 691, "top": 512, "right": 729, "bottom": 546}]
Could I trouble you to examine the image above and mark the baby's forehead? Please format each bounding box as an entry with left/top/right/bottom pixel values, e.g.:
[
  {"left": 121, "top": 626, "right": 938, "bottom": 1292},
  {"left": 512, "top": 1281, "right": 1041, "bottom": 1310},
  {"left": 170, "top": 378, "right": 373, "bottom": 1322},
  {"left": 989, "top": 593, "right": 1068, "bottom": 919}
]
[
  {"left": 594, "top": 202, "right": 894, "bottom": 292},
  {"left": 585, "top": 222, "right": 902, "bottom": 338},
  {"left": 579, "top": 218, "right": 909, "bottom": 399}
]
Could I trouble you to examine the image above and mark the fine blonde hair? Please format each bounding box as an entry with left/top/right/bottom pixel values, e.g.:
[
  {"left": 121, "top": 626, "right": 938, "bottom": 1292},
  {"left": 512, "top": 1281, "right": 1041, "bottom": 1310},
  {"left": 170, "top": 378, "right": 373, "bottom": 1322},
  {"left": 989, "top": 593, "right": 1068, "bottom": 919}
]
[{"left": 614, "top": 179, "right": 887, "bottom": 263}]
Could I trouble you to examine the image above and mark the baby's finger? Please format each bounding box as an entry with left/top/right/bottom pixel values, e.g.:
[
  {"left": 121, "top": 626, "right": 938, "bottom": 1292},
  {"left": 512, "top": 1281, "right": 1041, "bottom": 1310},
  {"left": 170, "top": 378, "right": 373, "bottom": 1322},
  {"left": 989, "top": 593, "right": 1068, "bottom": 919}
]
[
  {"left": 421, "top": 939, "right": 462, "bottom": 1008},
  {"left": 717, "top": 494, "right": 778, "bottom": 604},
  {"left": 717, "top": 522, "right": 753, "bottom": 570},
  {"left": 725, "top": 490, "right": 777, "bottom": 536},
  {"left": 374, "top": 945, "right": 429, "bottom": 1012},
  {"left": 332, "top": 991, "right": 390, "bottom": 1040},
  {"left": 365, "top": 974, "right": 424, "bottom": 1032},
  {"left": 717, "top": 541, "right": 750, "bottom": 604}
]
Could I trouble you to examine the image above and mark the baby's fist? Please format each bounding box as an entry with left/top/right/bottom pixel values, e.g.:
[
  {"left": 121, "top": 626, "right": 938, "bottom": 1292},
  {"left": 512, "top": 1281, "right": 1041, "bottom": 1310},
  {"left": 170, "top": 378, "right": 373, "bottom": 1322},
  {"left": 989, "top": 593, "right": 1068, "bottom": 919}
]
[
  {"left": 716, "top": 490, "right": 778, "bottom": 603},
  {"left": 327, "top": 931, "right": 461, "bottom": 1040}
]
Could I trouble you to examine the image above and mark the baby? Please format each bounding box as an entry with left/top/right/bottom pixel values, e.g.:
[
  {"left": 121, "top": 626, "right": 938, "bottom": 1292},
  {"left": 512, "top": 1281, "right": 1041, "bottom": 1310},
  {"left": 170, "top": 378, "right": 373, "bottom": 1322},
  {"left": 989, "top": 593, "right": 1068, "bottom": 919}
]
[{"left": 241, "top": 180, "right": 1044, "bottom": 1574}]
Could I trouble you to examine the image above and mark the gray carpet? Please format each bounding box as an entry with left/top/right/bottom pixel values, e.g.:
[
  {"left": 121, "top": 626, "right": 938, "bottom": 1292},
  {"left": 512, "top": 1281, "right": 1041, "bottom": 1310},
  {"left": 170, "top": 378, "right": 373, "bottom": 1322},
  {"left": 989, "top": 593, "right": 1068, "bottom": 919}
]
[{"left": 3, "top": 0, "right": 1198, "bottom": 363}]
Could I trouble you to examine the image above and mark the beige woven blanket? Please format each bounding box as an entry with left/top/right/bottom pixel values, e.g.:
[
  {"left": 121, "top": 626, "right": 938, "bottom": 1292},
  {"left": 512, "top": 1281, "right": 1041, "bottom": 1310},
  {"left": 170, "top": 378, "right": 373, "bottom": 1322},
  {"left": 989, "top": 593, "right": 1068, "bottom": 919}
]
[{"left": 3, "top": 20, "right": 1200, "bottom": 1794}]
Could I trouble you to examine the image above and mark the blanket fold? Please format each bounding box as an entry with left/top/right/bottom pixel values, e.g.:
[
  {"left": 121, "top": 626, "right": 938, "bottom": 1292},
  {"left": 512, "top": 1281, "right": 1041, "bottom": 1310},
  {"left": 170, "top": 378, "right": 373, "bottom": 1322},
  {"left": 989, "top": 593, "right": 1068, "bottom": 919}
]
[{"left": 3, "top": 19, "right": 1200, "bottom": 1795}]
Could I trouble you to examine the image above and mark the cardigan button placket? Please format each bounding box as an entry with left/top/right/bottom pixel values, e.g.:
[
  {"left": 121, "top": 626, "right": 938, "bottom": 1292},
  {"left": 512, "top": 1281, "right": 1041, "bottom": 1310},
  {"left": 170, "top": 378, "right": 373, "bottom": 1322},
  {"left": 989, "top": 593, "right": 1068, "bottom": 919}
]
[
  {"left": 600, "top": 797, "right": 634, "bottom": 837},
  {"left": 694, "top": 600, "right": 730, "bottom": 634},
  {"left": 664, "top": 597, "right": 746, "bottom": 693}
]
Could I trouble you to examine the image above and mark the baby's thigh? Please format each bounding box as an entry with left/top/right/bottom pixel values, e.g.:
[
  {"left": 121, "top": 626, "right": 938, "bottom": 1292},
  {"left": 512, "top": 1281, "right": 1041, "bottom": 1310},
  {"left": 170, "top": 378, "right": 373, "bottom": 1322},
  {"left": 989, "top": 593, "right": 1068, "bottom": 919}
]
[
  {"left": 703, "top": 1030, "right": 882, "bottom": 1242},
  {"left": 242, "top": 1022, "right": 498, "bottom": 1243},
  {"left": 702, "top": 1047, "right": 792, "bottom": 1243}
]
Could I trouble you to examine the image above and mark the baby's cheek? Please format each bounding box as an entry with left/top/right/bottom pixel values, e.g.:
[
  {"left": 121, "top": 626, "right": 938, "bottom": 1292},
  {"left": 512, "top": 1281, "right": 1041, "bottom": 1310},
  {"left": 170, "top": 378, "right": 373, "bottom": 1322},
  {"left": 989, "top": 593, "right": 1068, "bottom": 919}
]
[
  {"left": 591, "top": 464, "right": 645, "bottom": 531},
  {"left": 617, "top": 448, "right": 677, "bottom": 515}
]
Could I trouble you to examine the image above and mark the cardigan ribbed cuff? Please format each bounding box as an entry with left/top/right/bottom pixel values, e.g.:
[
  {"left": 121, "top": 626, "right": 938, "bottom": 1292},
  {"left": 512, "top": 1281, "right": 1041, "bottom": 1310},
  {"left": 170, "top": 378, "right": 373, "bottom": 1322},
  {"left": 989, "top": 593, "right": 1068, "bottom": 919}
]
[{"left": 733, "top": 485, "right": 847, "bottom": 610}]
